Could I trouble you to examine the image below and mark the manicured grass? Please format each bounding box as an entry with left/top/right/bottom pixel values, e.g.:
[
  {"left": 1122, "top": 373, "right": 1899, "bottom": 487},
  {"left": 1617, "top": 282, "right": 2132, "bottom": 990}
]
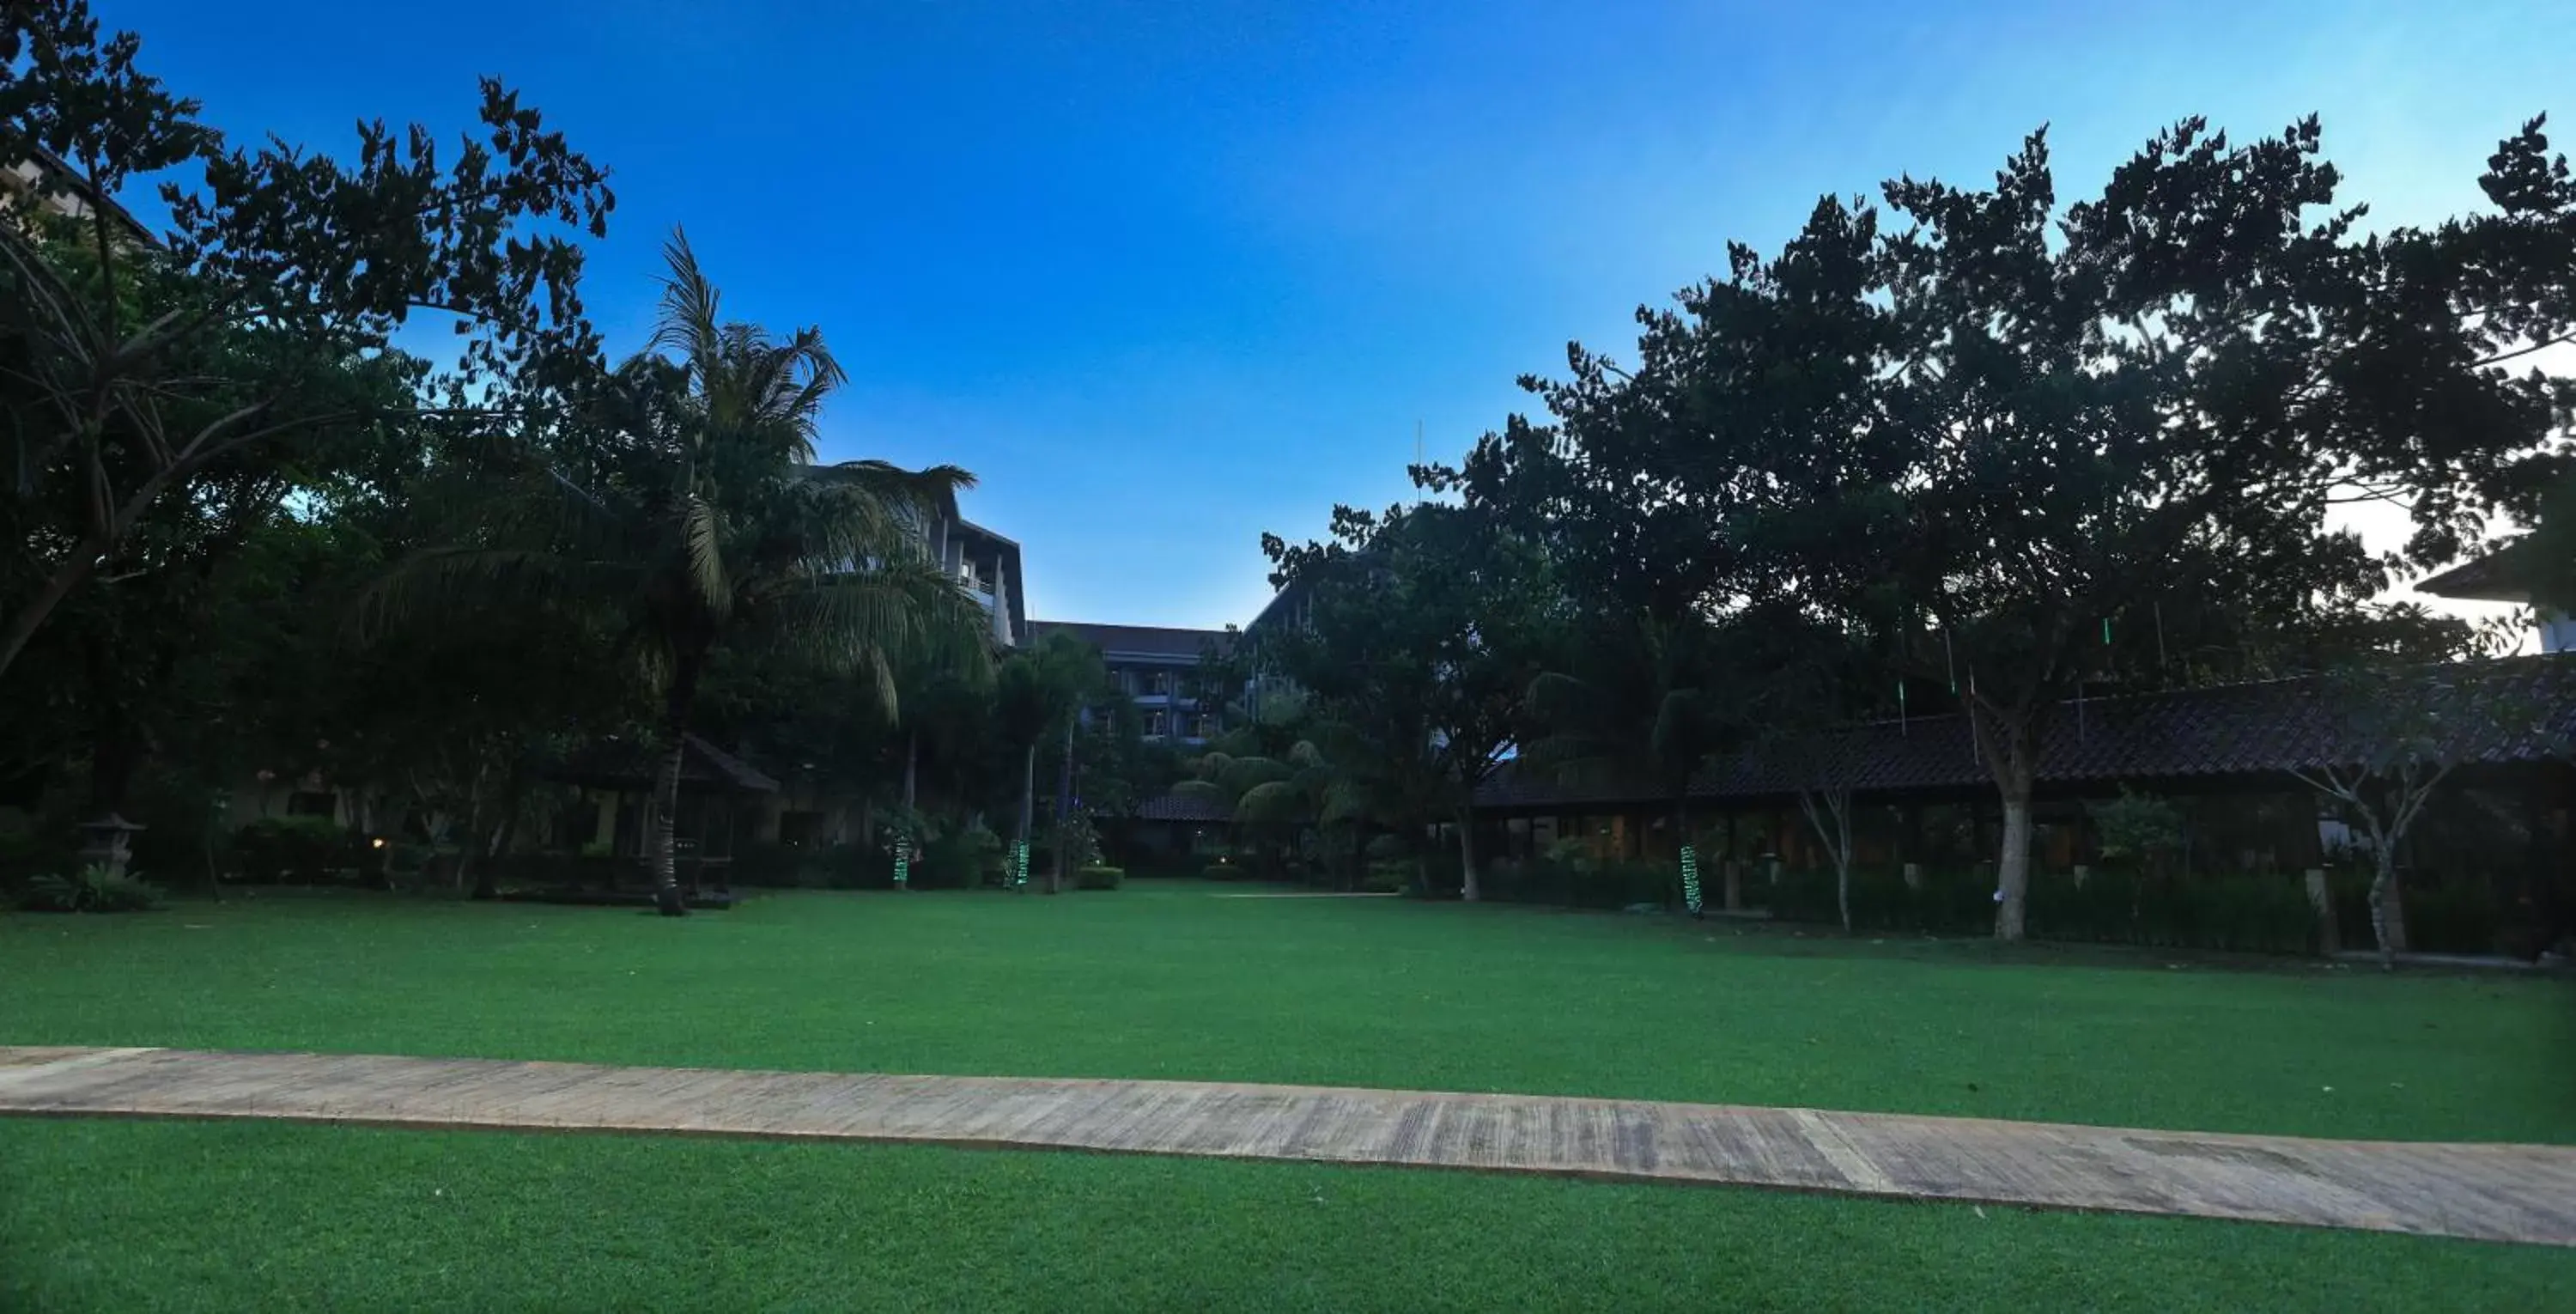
[
  {"left": 6, "top": 883, "right": 2568, "bottom": 1140},
  {"left": 5, "top": 1117, "right": 2570, "bottom": 1313},
  {"left": 3, "top": 884, "right": 2571, "bottom": 1310}
]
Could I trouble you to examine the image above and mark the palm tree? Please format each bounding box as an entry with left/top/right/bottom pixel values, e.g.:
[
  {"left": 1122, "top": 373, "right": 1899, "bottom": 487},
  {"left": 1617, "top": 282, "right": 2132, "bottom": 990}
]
[
  {"left": 368, "top": 230, "right": 989, "bottom": 914},
  {"left": 1523, "top": 611, "right": 1741, "bottom": 914},
  {"left": 992, "top": 632, "right": 1101, "bottom": 893}
]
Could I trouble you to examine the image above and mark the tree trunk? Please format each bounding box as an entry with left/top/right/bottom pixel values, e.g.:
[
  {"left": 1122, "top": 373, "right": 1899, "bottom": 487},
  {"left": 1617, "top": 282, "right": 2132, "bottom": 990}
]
[
  {"left": 475, "top": 755, "right": 526, "bottom": 901},
  {"left": 649, "top": 659, "right": 704, "bottom": 917},
  {"left": 1797, "top": 788, "right": 1856, "bottom": 934},
  {"left": 1722, "top": 812, "right": 1741, "bottom": 912},
  {"left": 1050, "top": 718, "right": 1074, "bottom": 893},
  {"left": 1996, "top": 789, "right": 2033, "bottom": 941},
  {"left": 453, "top": 785, "right": 487, "bottom": 897},
  {"left": 902, "top": 732, "right": 918, "bottom": 809},
  {"left": 2368, "top": 850, "right": 2409, "bottom": 964},
  {"left": 1836, "top": 851, "right": 1853, "bottom": 936},
  {"left": 1975, "top": 706, "right": 2039, "bottom": 943},
  {"left": 1457, "top": 808, "right": 1480, "bottom": 902}
]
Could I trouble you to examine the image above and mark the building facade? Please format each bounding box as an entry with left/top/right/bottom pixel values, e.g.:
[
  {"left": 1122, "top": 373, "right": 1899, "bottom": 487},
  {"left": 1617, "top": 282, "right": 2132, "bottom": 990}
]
[
  {"left": 936, "top": 516, "right": 1026, "bottom": 648},
  {"left": 1028, "top": 622, "right": 1231, "bottom": 743}
]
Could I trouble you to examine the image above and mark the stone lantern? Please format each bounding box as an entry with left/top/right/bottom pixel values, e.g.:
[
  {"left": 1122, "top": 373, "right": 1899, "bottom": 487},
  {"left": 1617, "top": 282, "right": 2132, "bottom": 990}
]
[{"left": 76, "top": 813, "right": 146, "bottom": 878}]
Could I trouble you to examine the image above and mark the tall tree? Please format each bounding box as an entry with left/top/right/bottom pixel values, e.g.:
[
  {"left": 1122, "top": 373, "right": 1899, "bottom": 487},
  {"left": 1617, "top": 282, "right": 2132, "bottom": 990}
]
[
  {"left": 369, "top": 234, "right": 986, "bottom": 915},
  {"left": 992, "top": 631, "right": 1100, "bottom": 894},
  {"left": 1264, "top": 501, "right": 1556, "bottom": 901},
  {"left": 1464, "top": 117, "right": 2543, "bottom": 940},
  {"left": 0, "top": 0, "right": 615, "bottom": 680}
]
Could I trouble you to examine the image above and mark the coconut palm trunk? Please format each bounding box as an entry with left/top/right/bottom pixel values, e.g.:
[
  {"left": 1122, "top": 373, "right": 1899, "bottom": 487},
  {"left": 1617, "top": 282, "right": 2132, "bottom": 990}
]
[
  {"left": 649, "top": 655, "right": 706, "bottom": 917},
  {"left": 1456, "top": 803, "right": 1481, "bottom": 902},
  {"left": 1049, "top": 717, "right": 1074, "bottom": 893},
  {"left": 903, "top": 732, "right": 918, "bottom": 809}
]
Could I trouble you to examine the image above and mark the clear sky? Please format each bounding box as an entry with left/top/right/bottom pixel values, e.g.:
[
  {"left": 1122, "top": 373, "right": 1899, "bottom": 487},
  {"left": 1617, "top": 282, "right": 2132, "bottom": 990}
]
[{"left": 102, "top": 0, "right": 2571, "bottom": 630}]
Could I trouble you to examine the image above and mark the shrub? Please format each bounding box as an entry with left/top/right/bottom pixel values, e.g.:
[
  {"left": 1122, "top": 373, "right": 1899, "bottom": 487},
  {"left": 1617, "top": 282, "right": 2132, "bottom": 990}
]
[
  {"left": 1483, "top": 857, "right": 1674, "bottom": 909},
  {"left": 2400, "top": 879, "right": 2501, "bottom": 955},
  {"left": 19, "top": 864, "right": 163, "bottom": 913},
  {"left": 1773, "top": 863, "right": 1993, "bottom": 935},
  {"left": 916, "top": 824, "right": 1002, "bottom": 890},
  {"left": 2091, "top": 790, "right": 2184, "bottom": 871},
  {"left": 2324, "top": 869, "right": 2503, "bottom": 956},
  {"left": 1361, "top": 860, "right": 1414, "bottom": 894},
  {"left": 1769, "top": 861, "right": 2326, "bottom": 953},
  {"left": 232, "top": 816, "right": 355, "bottom": 883},
  {"left": 1074, "top": 864, "right": 1124, "bottom": 891},
  {"left": 0, "top": 826, "right": 76, "bottom": 885}
]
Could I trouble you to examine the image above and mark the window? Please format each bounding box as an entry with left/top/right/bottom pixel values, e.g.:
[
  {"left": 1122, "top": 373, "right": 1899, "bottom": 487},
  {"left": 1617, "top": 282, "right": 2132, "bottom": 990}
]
[
  {"left": 1149, "top": 671, "right": 1173, "bottom": 696},
  {"left": 1190, "top": 715, "right": 1213, "bottom": 739},
  {"left": 286, "top": 790, "right": 336, "bottom": 819},
  {"left": 1146, "top": 711, "right": 1168, "bottom": 738}
]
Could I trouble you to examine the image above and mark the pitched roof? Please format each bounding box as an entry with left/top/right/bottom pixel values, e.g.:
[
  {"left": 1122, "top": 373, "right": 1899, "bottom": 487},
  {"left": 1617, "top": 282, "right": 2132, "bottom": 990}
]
[
  {"left": 3, "top": 147, "right": 156, "bottom": 246},
  {"left": 545, "top": 733, "right": 781, "bottom": 795},
  {"left": 1032, "top": 621, "right": 1233, "bottom": 662},
  {"left": 2415, "top": 543, "right": 2535, "bottom": 604},
  {"left": 1479, "top": 655, "right": 2576, "bottom": 810}
]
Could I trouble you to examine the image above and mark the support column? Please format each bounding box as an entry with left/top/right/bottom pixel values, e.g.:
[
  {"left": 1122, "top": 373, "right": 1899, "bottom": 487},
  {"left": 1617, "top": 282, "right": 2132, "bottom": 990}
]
[{"left": 2306, "top": 867, "right": 2338, "bottom": 956}]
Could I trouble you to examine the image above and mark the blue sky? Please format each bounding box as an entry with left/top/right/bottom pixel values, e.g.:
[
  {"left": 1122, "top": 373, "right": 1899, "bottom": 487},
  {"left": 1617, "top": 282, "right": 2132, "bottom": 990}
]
[{"left": 106, "top": 0, "right": 2572, "bottom": 629}]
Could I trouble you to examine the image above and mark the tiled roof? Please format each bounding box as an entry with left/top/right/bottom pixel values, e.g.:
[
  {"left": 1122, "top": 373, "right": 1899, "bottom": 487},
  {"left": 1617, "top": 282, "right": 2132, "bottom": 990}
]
[
  {"left": 1032, "top": 621, "right": 1233, "bottom": 662},
  {"left": 1133, "top": 791, "right": 1235, "bottom": 823},
  {"left": 2415, "top": 542, "right": 2535, "bottom": 605},
  {"left": 546, "top": 733, "right": 782, "bottom": 795},
  {"left": 1479, "top": 655, "right": 2576, "bottom": 809}
]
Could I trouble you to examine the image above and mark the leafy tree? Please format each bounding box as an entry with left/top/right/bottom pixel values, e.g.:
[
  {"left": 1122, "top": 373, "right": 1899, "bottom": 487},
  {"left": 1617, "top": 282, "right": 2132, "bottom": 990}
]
[
  {"left": 1264, "top": 500, "right": 1557, "bottom": 900},
  {"left": 1461, "top": 117, "right": 2544, "bottom": 940},
  {"left": 2345, "top": 117, "right": 2575, "bottom": 569},
  {"left": 0, "top": 0, "right": 615, "bottom": 680},
  {"left": 368, "top": 235, "right": 986, "bottom": 915},
  {"left": 1733, "top": 607, "right": 1890, "bottom": 935},
  {"left": 2287, "top": 663, "right": 2557, "bottom": 964}
]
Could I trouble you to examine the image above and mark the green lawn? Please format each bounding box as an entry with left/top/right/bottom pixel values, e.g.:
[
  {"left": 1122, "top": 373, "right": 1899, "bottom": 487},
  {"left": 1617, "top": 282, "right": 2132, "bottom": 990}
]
[{"left": 4, "top": 883, "right": 2571, "bottom": 1310}]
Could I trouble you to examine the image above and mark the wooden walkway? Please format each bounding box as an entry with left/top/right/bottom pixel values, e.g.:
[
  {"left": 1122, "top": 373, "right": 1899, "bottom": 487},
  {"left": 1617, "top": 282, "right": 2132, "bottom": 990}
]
[{"left": 4, "top": 1045, "right": 2571, "bottom": 1246}]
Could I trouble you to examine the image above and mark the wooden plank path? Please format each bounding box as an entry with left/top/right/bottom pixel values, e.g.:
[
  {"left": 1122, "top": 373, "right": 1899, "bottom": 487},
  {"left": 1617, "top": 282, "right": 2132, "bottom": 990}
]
[{"left": 3, "top": 1045, "right": 2572, "bottom": 1246}]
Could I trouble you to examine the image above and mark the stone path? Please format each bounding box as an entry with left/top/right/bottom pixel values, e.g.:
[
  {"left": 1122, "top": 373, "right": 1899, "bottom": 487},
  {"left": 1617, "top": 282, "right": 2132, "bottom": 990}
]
[{"left": 3, "top": 1045, "right": 2570, "bottom": 1246}]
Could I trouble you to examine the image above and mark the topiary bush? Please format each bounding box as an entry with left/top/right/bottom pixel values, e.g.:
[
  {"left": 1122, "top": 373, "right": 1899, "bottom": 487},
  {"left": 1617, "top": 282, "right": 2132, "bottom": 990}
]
[
  {"left": 1073, "top": 864, "right": 1124, "bottom": 891},
  {"left": 19, "top": 863, "right": 163, "bottom": 912}
]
